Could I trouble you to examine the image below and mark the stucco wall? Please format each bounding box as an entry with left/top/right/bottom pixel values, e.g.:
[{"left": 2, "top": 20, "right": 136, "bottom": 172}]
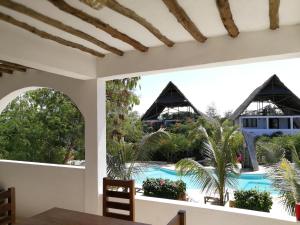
[
  {"left": 0, "top": 160, "right": 85, "bottom": 218},
  {"left": 135, "top": 196, "right": 296, "bottom": 225}
]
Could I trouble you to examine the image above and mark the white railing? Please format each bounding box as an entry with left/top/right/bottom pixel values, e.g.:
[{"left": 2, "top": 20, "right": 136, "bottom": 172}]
[
  {"left": 0, "top": 160, "right": 85, "bottom": 218},
  {"left": 134, "top": 196, "right": 296, "bottom": 225},
  {"left": 0, "top": 160, "right": 297, "bottom": 225}
]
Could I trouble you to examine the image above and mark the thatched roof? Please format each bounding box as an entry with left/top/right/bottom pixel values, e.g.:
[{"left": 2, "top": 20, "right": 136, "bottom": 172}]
[
  {"left": 141, "top": 81, "right": 203, "bottom": 121},
  {"left": 230, "top": 75, "right": 300, "bottom": 120}
]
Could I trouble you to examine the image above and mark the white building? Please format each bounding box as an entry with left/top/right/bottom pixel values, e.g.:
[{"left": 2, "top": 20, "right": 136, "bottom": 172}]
[{"left": 231, "top": 75, "right": 300, "bottom": 170}]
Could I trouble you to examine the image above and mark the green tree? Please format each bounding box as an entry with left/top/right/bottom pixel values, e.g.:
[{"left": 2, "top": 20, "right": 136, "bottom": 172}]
[
  {"left": 0, "top": 88, "right": 84, "bottom": 164},
  {"left": 176, "top": 118, "right": 242, "bottom": 205},
  {"left": 106, "top": 77, "right": 141, "bottom": 152},
  {"left": 206, "top": 102, "right": 220, "bottom": 120}
]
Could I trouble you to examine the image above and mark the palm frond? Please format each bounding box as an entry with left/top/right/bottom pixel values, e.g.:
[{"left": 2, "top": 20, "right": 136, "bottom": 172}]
[{"left": 176, "top": 158, "right": 220, "bottom": 194}]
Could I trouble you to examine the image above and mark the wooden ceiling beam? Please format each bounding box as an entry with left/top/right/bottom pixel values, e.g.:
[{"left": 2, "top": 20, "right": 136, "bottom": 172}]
[
  {"left": 0, "top": 64, "right": 26, "bottom": 72},
  {"left": 162, "top": 0, "right": 206, "bottom": 43},
  {"left": 104, "top": 0, "right": 174, "bottom": 47},
  {"left": 0, "top": 68, "right": 13, "bottom": 74},
  {"left": 0, "top": 12, "right": 105, "bottom": 58},
  {"left": 79, "top": 0, "right": 107, "bottom": 10},
  {"left": 269, "top": 0, "right": 280, "bottom": 30},
  {"left": 48, "top": 0, "right": 148, "bottom": 52},
  {"left": 216, "top": 0, "right": 239, "bottom": 38},
  {"left": 0, "top": 60, "right": 28, "bottom": 71},
  {"left": 0, "top": 0, "right": 123, "bottom": 56}
]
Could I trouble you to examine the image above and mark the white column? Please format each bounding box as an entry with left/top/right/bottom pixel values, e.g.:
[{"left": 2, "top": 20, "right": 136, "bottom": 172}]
[
  {"left": 97, "top": 78, "right": 107, "bottom": 209},
  {"left": 82, "top": 78, "right": 106, "bottom": 214}
]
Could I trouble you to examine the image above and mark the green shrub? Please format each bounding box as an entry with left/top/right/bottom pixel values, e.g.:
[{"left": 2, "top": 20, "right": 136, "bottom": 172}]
[
  {"left": 234, "top": 190, "right": 273, "bottom": 212},
  {"left": 142, "top": 178, "right": 186, "bottom": 200}
]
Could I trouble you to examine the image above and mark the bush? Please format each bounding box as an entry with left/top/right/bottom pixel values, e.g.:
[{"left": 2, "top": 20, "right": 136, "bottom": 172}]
[
  {"left": 142, "top": 178, "right": 186, "bottom": 200},
  {"left": 234, "top": 190, "right": 273, "bottom": 212}
]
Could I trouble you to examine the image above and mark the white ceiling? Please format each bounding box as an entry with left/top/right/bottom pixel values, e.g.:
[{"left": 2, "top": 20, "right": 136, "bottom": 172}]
[{"left": 0, "top": 0, "right": 299, "bottom": 56}]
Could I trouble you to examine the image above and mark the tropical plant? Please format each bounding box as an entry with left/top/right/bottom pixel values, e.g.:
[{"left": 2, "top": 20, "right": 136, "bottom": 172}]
[
  {"left": 142, "top": 178, "right": 186, "bottom": 200},
  {"left": 234, "top": 189, "right": 273, "bottom": 212},
  {"left": 269, "top": 157, "right": 300, "bottom": 215},
  {"left": 256, "top": 134, "right": 300, "bottom": 215},
  {"left": 176, "top": 118, "right": 243, "bottom": 206},
  {"left": 106, "top": 77, "right": 142, "bottom": 179},
  {"left": 107, "top": 129, "right": 170, "bottom": 180},
  {"left": 256, "top": 135, "right": 294, "bottom": 164}
]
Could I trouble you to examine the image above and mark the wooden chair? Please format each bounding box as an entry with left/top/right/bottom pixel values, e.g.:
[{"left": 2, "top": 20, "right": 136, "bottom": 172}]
[
  {"left": 167, "top": 210, "right": 186, "bottom": 225},
  {"left": 102, "top": 177, "right": 135, "bottom": 221},
  {"left": 0, "top": 187, "right": 16, "bottom": 225}
]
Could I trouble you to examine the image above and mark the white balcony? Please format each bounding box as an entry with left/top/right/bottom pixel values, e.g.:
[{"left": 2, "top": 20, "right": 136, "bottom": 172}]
[
  {"left": 0, "top": 159, "right": 297, "bottom": 225},
  {"left": 240, "top": 116, "right": 300, "bottom": 136}
]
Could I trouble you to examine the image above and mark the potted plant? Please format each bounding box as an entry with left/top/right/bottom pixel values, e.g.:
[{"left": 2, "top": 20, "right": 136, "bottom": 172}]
[{"left": 142, "top": 178, "right": 187, "bottom": 200}]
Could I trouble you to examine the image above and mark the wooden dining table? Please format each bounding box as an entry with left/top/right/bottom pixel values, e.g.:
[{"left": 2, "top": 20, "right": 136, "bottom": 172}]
[{"left": 17, "top": 207, "right": 151, "bottom": 225}]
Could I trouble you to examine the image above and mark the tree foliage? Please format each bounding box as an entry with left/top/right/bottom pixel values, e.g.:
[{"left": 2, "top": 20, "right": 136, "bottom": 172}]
[
  {"left": 176, "top": 118, "right": 243, "bottom": 205},
  {"left": 0, "top": 88, "right": 84, "bottom": 164}
]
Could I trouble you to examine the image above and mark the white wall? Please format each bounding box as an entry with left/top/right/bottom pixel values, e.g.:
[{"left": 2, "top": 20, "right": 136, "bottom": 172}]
[
  {"left": 135, "top": 196, "right": 297, "bottom": 225},
  {"left": 0, "top": 160, "right": 85, "bottom": 218}
]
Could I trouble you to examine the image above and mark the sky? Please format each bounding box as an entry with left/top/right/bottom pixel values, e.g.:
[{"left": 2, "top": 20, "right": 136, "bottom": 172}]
[{"left": 133, "top": 58, "right": 300, "bottom": 117}]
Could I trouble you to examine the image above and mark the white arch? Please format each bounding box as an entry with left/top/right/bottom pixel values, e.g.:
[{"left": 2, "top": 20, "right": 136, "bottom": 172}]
[
  {"left": 0, "top": 69, "right": 105, "bottom": 214},
  {"left": 0, "top": 69, "right": 88, "bottom": 118}
]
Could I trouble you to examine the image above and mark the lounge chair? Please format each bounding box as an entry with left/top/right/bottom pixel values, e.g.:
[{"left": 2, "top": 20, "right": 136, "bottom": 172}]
[{"left": 204, "top": 190, "right": 229, "bottom": 205}]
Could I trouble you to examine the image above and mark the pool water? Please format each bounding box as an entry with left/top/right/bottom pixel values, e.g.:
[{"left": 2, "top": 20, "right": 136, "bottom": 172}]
[{"left": 134, "top": 167, "right": 277, "bottom": 195}]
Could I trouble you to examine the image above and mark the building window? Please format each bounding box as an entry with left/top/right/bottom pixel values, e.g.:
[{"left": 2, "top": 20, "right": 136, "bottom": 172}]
[
  {"left": 269, "top": 118, "right": 279, "bottom": 129},
  {"left": 242, "top": 118, "right": 257, "bottom": 128},
  {"left": 294, "top": 118, "right": 300, "bottom": 129}
]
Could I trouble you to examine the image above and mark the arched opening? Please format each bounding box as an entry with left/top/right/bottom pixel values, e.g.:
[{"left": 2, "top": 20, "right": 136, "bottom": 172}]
[{"left": 0, "top": 87, "right": 85, "bottom": 165}]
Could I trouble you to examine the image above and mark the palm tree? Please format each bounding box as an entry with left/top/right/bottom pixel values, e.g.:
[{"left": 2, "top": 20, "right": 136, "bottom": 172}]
[
  {"left": 270, "top": 156, "right": 300, "bottom": 215},
  {"left": 176, "top": 119, "right": 243, "bottom": 205},
  {"left": 107, "top": 129, "right": 170, "bottom": 180},
  {"left": 257, "top": 136, "right": 300, "bottom": 215}
]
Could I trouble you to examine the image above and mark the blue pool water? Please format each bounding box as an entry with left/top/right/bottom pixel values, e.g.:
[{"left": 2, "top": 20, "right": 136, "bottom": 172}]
[{"left": 134, "top": 166, "right": 277, "bottom": 194}]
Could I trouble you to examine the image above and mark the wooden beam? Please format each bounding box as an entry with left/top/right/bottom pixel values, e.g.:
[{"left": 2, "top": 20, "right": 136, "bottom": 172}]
[
  {"left": 79, "top": 0, "right": 107, "bottom": 10},
  {"left": 48, "top": 0, "right": 148, "bottom": 52},
  {"left": 0, "top": 0, "right": 123, "bottom": 56},
  {"left": 216, "top": 0, "right": 239, "bottom": 38},
  {"left": 0, "top": 64, "right": 26, "bottom": 72},
  {"left": 269, "top": 0, "right": 280, "bottom": 30},
  {"left": 0, "top": 60, "right": 27, "bottom": 71},
  {"left": 0, "top": 68, "right": 13, "bottom": 74},
  {"left": 0, "top": 12, "right": 105, "bottom": 58},
  {"left": 103, "top": 0, "right": 174, "bottom": 47},
  {"left": 162, "top": 0, "right": 206, "bottom": 43}
]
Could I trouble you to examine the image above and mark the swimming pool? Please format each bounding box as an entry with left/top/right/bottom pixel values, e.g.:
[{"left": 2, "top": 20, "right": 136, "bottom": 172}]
[{"left": 134, "top": 166, "right": 277, "bottom": 194}]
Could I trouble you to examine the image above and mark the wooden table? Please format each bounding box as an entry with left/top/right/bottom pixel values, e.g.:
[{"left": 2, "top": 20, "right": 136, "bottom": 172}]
[{"left": 17, "top": 207, "right": 150, "bottom": 225}]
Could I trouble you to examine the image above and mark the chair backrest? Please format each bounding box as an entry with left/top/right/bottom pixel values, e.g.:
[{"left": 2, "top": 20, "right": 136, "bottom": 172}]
[
  {"left": 0, "top": 187, "right": 16, "bottom": 225},
  {"left": 102, "top": 178, "right": 135, "bottom": 221},
  {"left": 167, "top": 210, "right": 186, "bottom": 225}
]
